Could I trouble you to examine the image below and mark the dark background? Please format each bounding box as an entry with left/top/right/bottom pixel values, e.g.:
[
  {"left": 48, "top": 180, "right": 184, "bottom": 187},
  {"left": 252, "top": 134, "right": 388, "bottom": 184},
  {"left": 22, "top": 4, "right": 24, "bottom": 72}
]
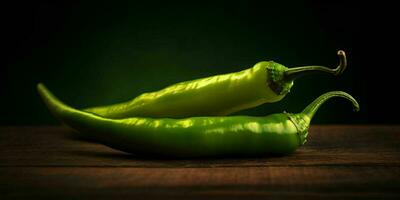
[{"left": 1, "top": 1, "right": 397, "bottom": 125}]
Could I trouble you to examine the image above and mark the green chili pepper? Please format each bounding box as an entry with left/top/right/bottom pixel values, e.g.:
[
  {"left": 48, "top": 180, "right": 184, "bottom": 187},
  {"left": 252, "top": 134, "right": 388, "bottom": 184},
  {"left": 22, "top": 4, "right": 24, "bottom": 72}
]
[
  {"left": 84, "top": 50, "right": 347, "bottom": 119},
  {"left": 38, "top": 83, "right": 358, "bottom": 158}
]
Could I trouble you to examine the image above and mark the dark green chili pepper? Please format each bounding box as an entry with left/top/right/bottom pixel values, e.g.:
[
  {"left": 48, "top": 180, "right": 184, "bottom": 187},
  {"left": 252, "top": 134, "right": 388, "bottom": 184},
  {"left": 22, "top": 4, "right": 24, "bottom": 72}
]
[
  {"left": 84, "top": 50, "right": 347, "bottom": 119},
  {"left": 38, "top": 83, "right": 358, "bottom": 158}
]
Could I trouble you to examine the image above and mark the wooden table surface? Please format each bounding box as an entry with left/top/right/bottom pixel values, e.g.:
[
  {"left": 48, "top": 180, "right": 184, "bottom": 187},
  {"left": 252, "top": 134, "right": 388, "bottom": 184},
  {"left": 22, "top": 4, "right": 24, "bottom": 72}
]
[{"left": 1, "top": 125, "right": 399, "bottom": 199}]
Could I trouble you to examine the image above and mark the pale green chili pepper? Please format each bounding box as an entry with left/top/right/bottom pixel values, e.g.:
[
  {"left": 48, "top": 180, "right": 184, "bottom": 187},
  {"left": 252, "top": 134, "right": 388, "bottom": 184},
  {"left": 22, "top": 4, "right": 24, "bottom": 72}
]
[
  {"left": 84, "top": 50, "right": 347, "bottom": 119},
  {"left": 38, "top": 83, "right": 358, "bottom": 158}
]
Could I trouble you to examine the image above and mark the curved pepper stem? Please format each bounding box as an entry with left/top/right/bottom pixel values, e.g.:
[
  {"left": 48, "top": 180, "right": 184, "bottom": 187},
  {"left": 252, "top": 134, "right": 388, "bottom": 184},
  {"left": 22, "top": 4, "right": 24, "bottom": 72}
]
[
  {"left": 284, "top": 50, "right": 347, "bottom": 81},
  {"left": 287, "top": 91, "right": 359, "bottom": 145},
  {"left": 302, "top": 91, "right": 359, "bottom": 120}
]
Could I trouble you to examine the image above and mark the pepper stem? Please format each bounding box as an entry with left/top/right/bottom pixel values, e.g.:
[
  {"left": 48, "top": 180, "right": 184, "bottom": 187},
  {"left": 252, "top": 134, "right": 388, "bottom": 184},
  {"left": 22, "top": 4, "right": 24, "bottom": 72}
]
[
  {"left": 284, "top": 50, "right": 347, "bottom": 81},
  {"left": 302, "top": 91, "right": 359, "bottom": 120}
]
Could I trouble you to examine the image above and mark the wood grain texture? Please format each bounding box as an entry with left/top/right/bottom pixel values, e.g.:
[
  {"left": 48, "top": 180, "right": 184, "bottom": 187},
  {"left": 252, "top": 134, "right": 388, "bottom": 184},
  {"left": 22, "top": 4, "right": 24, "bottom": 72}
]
[
  {"left": 1, "top": 125, "right": 400, "bottom": 199},
  {"left": 1, "top": 166, "right": 399, "bottom": 200}
]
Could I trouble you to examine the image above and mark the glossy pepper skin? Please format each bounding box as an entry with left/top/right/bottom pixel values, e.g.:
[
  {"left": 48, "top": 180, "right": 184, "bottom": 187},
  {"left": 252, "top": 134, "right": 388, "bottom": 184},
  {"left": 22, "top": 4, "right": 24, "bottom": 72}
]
[
  {"left": 38, "top": 83, "right": 359, "bottom": 158},
  {"left": 84, "top": 50, "right": 347, "bottom": 119}
]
